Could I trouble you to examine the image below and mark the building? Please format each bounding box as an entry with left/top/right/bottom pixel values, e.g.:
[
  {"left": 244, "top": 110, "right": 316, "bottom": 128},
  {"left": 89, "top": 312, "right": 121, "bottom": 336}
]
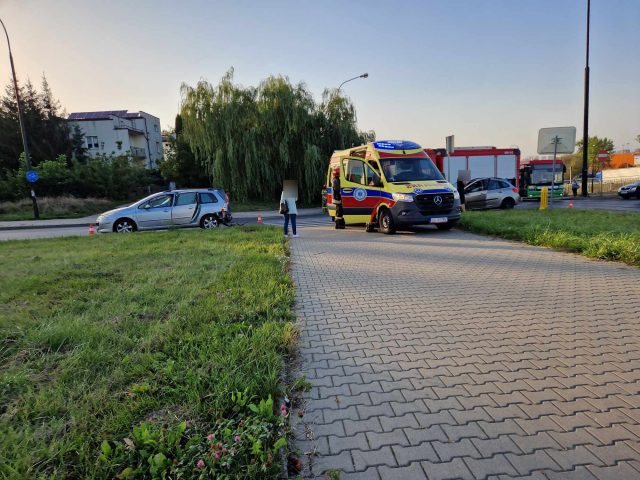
[
  {"left": 68, "top": 110, "right": 164, "bottom": 168},
  {"left": 609, "top": 150, "right": 640, "bottom": 169}
]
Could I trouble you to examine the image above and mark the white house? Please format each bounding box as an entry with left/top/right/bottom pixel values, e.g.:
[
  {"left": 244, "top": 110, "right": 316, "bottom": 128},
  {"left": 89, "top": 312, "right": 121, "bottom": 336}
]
[{"left": 68, "top": 110, "right": 164, "bottom": 168}]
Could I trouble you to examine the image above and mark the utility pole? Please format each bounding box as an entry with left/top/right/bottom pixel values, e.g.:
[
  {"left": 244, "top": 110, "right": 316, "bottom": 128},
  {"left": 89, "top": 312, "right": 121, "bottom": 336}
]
[
  {"left": 0, "top": 17, "right": 39, "bottom": 218},
  {"left": 581, "top": 0, "right": 590, "bottom": 197}
]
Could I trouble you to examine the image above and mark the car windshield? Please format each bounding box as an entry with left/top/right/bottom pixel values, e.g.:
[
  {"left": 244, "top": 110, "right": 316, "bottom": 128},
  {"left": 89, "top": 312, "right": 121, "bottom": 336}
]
[
  {"left": 379, "top": 158, "right": 444, "bottom": 182},
  {"left": 531, "top": 165, "right": 563, "bottom": 185}
]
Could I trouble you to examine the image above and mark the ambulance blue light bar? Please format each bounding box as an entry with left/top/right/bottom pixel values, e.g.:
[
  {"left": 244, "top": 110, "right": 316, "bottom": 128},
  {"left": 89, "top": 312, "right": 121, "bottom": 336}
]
[{"left": 373, "top": 140, "right": 422, "bottom": 150}]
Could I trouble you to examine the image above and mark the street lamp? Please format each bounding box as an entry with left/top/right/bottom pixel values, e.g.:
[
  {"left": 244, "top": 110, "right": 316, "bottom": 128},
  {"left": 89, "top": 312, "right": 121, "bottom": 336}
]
[
  {"left": 0, "top": 17, "right": 39, "bottom": 218},
  {"left": 338, "top": 73, "right": 368, "bottom": 91}
]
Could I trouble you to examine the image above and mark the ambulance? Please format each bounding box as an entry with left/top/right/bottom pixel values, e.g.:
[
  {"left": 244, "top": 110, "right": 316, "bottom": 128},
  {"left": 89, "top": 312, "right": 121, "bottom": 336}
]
[{"left": 326, "top": 140, "right": 462, "bottom": 234}]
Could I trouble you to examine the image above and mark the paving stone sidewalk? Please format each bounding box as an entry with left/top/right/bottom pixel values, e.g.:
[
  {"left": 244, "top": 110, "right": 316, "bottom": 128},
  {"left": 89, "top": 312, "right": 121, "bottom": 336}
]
[{"left": 289, "top": 226, "right": 640, "bottom": 480}]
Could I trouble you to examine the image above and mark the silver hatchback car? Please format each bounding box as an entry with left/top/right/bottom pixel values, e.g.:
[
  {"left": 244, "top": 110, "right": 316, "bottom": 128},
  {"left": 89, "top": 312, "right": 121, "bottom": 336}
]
[
  {"left": 464, "top": 177, "right": 520, "bottom": 210},
  {"left": 96, "top": 188, "right": 231, "bottom": 233}
]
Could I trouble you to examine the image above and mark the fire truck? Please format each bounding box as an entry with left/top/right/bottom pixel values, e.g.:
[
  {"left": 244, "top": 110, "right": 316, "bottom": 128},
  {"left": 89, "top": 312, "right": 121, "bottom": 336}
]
[{"left": 425, "top": 147, "right": 520, "bottom": 188}]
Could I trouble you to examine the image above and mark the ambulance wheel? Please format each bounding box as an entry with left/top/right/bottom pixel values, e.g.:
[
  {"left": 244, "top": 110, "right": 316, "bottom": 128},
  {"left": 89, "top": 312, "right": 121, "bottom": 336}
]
[
  {"left": 378, "top": 209, "right": 396, "bottom": 234},
  {"left": 365, "top": 222, "right": 375, "bottom": 233}
]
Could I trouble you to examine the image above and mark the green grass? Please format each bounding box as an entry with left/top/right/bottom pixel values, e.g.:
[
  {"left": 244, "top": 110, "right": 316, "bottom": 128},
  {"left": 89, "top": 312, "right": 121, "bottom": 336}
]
[
  {"left": 459, "top": 209, "right": 640, "bottom": 266},
  {"left": 0, "top": 196, "right": 121, "bottom": 221},
  {"left": 0, "top": 227, "right": 295, "bottom": 478}
]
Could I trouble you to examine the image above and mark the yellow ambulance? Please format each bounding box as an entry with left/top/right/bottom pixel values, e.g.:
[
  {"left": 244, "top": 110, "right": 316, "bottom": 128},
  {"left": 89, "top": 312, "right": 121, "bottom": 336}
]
[{"left": 326, "top": 140, "right": 461, "bottom": 233}]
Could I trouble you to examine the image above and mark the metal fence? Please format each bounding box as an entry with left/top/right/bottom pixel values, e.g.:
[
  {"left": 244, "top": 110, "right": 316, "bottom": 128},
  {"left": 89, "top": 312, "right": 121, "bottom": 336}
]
[{"left": 563, "top": 176, "right": 640, "bottom": 195}]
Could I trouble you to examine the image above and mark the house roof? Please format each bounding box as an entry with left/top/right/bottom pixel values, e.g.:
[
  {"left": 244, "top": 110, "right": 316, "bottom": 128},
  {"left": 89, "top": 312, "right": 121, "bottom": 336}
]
[{"left": 68, "top": 110, "right": 129, "bottom": 120}]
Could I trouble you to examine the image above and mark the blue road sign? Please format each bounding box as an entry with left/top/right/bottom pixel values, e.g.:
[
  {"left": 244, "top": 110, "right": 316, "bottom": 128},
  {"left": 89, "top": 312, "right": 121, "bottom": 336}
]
[{"left": 26, "top": 170, "right": 39, "bottom": 183}]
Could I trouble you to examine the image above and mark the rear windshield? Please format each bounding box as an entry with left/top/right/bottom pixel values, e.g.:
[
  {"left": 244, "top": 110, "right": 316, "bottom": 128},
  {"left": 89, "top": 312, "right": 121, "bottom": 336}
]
[{"left": 380, "top": 158, "right": 444, "bottom": 182}]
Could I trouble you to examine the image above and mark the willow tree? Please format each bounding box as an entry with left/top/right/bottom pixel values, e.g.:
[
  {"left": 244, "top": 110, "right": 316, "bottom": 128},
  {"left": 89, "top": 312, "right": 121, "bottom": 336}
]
[{"left": 179, "top": 69, "right": 373, "bottom": 203}]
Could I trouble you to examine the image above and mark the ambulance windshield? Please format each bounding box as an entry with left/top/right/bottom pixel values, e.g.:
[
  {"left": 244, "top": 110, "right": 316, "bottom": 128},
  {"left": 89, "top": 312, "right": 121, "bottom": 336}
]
[{"left": 380, "top": 158, "right": 444, "bottom": 183}]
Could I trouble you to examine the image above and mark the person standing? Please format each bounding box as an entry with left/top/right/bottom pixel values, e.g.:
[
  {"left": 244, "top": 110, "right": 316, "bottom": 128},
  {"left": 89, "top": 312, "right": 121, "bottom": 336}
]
[
  {"left": 332, "top": 166, "right": 345, "bottom": 229},
  {"left": 571, "top": 179, "right": 579, "bottom": 197},
  {"left": 456, "top": 177, "right": 467, "bottom": 212},
  {"left": 280, "top": 189, "right": 298, "bottom": 237}
]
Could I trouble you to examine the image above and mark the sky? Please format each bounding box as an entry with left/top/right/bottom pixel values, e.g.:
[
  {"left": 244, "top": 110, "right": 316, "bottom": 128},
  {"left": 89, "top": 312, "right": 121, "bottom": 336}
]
[{"left": 1, "top": 0, "right": 638, "bottom": 158}]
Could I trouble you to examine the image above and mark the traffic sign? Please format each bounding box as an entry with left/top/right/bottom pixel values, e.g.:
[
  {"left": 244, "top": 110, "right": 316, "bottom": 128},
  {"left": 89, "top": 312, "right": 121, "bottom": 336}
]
[{"left": 25, "top": 170, "right": 39, "bottom": 183}]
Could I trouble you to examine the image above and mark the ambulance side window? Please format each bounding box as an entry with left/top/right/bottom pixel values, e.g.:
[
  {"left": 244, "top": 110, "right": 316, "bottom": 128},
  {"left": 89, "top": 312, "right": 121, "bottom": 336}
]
[{"left": 345, "top": 159, "right": 365, "bottom": 185}]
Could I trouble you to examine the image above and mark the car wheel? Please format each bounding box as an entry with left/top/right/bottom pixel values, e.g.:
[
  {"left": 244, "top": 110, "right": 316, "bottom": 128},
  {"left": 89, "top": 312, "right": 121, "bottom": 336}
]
[
  {"left": 378, "top": 209, "right": 395, "bottom": 234},
  {"left": 500, "top": 197, "right": 516, "bottom": 209},
  {"left": 113, "top": 218, "right": 136, "bottom": 233},
  {"left": 436, "top": 221, "right": 457, "bottom": 231},
  {"left": 200, "top": 214, "right": 219, "bottom": 229}
]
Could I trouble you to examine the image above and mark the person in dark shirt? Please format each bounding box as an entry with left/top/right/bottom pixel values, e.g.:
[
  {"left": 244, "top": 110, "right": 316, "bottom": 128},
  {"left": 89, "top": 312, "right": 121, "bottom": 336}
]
[
  {"left": 457, "top": 177, "right": 467, "bottom": 212},
  {"left": 332, "top": 167, "right": 345, "bottom": 229}
]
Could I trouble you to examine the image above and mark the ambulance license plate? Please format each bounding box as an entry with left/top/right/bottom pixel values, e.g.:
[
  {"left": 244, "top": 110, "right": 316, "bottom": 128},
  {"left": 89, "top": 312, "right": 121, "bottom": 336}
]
[{"left": 430, "top": 217, "right": 448, "bottom": 224}]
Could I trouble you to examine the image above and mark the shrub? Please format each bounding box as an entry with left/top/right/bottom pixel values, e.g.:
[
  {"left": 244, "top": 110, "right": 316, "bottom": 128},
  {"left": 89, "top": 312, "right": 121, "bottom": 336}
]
[{"left": 0, "top": 154, "right": 158, "bottom": 201}]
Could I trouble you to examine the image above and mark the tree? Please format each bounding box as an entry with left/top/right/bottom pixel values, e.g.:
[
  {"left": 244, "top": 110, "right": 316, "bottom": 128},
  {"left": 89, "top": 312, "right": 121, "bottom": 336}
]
[
  {"left": 179, "top": 69, "right": 373, "bottom": 203},
  {"left": 71, "top": 124, "right": 88, "bottom": 163},
  {"left": 576, "top": 136, "right": 614, "bottom": 171},
  {"left": 0, "top": 74, "right": 71, "bottom": 171},
  {"left": 159, "top": 116, "right": 210, "bottom": 188},
  {"left": 636, "top": 134, "right": 640, "bottom": 145}
]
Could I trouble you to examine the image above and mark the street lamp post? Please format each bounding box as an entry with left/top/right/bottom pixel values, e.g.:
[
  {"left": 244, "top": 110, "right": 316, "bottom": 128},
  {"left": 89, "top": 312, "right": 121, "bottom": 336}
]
[
  {"left": 0, "top": 17, "right": 39, "bottom": 218},
  {"left": 580, "top": 0, "right": 590, "bottom": 197},
  {"left": 338, "top": 73, "right": 368, "bottom": 91}
]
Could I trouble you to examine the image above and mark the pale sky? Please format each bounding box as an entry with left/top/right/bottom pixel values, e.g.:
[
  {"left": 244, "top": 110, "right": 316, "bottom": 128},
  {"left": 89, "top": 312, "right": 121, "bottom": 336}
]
[{"left": 1, "top": 0, "right": 639, "bottom": 157}]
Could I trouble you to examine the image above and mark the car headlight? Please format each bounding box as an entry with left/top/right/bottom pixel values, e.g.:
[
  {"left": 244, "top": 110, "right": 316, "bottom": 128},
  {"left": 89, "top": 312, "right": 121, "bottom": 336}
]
[
  {"left": 452, "top": 189, "right": 460, "bottom": 200},
  {"left": 392, "top": 193, "right": 414, "bottom": 202}
]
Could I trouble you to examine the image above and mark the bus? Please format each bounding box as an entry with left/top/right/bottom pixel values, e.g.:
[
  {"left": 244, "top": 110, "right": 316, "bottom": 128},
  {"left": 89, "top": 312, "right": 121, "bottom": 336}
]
[{"left": 519, "top": 159, "right": 566, "bottom": 199}]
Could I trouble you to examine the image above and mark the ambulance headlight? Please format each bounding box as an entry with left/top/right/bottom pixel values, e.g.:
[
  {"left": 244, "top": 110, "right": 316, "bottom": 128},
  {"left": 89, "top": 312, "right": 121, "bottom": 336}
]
[
  {"left": 392, "top": 193, "right": 414, "bottom": 202},
  {"left": 452, "top": 189, "right": 460, "bottom": 200}
]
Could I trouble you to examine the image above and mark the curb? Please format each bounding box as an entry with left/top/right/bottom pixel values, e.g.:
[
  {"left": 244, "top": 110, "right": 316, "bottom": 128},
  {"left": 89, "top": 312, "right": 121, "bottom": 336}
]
[{"left": 0, "top": 222, "right": 91, "bottom": 231}]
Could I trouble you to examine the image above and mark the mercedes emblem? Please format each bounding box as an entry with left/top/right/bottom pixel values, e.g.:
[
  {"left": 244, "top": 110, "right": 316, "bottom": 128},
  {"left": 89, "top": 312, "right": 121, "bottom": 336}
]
[{"left": 433, "top": 195, "right": 443, "bottom": 205}]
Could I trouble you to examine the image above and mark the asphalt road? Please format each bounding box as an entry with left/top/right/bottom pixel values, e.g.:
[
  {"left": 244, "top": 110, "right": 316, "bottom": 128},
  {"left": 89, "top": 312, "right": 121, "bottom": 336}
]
[
  {"left": 0, "top": 226, "right": 90, "bottom": 241},
  {"left": 1, "top": 198, "right": 638, "bottom": 241}
]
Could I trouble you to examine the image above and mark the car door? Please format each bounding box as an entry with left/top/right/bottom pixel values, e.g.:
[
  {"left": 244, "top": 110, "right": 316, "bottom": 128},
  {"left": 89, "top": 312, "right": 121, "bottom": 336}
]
[
  {"left": 464, "top": 180, "right": 487, "bottom": 209},
  {"left": 172, "top": 192, "right": 198, "bottom": 225},
  {"left": 135, "top": 194, "right": 174, "bottom": 229},
  {"left": 485, "top": 179, "right": 503, "bottom": 208}
]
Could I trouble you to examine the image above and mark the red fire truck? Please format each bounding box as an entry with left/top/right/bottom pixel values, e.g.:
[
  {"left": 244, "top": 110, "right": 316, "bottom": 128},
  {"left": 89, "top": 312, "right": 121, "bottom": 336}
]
[{"left": 425, "top": 147, "right": 521, "bottom": 188}]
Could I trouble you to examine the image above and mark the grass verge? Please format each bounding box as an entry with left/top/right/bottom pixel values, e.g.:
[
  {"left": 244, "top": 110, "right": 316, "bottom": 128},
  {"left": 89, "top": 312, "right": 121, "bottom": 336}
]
[
  {"left": 459, "top": 209, "right": 640, "bottom": 267},
  {"left": 0, "top": 196, "right": 121, "bottom": 221},
  {"left": 0, "top": 227, "right": 295, "bottom": 478}
]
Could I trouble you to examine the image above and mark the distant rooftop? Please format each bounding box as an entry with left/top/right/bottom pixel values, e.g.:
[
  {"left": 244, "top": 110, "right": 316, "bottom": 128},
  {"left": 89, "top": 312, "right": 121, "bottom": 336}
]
[{"left": 68, "top": 110, "right": 145, "bottom": 121}]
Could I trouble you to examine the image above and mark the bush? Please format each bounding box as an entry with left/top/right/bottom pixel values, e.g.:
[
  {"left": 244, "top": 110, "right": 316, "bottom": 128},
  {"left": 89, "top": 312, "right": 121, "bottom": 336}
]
[
  {"left": 0, "top": 195, "right": 118, "bottom": 220},
  {"left": 0, "top": 154, "right": 159, "bottom": 201}
]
